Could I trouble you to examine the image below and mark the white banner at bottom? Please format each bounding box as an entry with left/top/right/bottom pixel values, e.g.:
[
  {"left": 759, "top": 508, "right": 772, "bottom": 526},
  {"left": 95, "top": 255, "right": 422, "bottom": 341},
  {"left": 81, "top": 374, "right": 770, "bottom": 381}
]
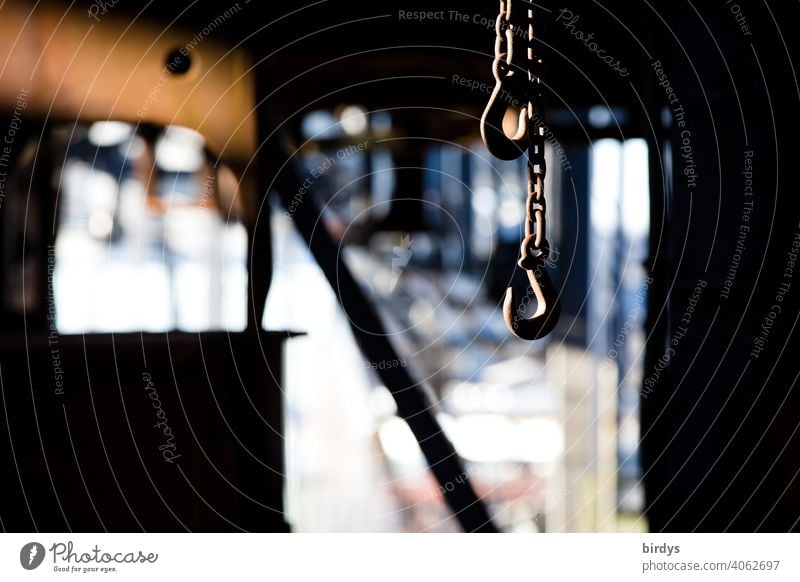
[{"left": 0, "top": 533, "right": 797, "bottom": 581}]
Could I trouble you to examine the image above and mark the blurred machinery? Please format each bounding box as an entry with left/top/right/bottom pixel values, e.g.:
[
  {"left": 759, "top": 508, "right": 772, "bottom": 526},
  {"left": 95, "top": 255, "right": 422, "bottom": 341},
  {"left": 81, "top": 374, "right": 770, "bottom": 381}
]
[{"left": 1, "top": 0, "right": 799, "bottom": 533}]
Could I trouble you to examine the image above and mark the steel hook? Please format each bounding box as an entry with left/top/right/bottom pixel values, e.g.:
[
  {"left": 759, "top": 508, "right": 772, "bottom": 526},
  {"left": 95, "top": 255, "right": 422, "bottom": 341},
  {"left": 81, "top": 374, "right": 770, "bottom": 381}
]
[
  {"left": 480, "top": 25, "right": 530, "bottom": 160},
  {"left": 480, "top": 85, "right": 529, "bottom": 161},
  {"left": 503, "top": 239, "right": 561, "bottom": 340}
]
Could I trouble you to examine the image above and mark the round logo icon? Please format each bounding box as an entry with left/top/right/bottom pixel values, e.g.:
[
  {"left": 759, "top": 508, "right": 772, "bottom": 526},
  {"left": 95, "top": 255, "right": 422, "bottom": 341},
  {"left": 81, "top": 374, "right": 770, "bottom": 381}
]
[{"left": 20, "top": 542, "right": 46, "bottom": 570}]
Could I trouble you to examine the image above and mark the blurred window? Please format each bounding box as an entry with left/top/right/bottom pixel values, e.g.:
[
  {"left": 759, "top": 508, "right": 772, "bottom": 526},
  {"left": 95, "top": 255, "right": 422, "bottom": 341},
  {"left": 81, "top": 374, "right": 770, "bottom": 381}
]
[{"left": 53, "top": 122, "right": 247, "bottom": 333}]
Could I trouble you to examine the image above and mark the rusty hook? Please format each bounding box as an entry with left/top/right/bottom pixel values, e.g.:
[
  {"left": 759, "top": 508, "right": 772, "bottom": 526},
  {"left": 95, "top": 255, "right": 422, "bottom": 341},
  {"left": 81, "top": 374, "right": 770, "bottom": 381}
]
[
  {"left": 481, "top": 87, "right": 530, "bottom": 161},
  {"left": 483, "top": 0, "right": 559, "bottom": 340},
  {"left": 480, "top": 9, "right": 530, "bottom": 160},
  {"left": 503, "top": 238, "right": 561, "bottom": 340}
]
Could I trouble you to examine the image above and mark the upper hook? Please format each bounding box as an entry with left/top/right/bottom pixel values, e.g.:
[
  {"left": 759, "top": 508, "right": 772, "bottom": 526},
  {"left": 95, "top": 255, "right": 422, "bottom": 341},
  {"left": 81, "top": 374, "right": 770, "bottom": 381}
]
[
  {"left": 480, "top": 10, "right": 530, "bottom": 161},
  {"left": 480, "top": 84, "right": 529, "bottom": 161}
]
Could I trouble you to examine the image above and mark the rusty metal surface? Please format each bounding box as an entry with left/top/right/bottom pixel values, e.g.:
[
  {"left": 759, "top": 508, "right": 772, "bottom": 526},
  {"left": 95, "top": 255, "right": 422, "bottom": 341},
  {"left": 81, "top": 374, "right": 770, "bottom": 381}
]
[
  {"left": 0, "top": 0, "right": 256, "bottom": 166},
  {"left": 480, "top": 0, "right": 560, "bottom": 340}
]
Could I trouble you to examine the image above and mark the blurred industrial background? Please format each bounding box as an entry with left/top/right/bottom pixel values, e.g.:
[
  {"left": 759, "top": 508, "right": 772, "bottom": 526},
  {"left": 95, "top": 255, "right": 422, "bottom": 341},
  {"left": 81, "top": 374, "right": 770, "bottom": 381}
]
[{"left": 1, "top": 0, "right": 799, "bottom": 533}]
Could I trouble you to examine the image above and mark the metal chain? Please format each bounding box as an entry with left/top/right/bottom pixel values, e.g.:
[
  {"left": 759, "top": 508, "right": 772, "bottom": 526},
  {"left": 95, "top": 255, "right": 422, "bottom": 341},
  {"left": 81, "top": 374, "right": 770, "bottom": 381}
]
[
  {"left": 520, "top": 7, "right": 549, "bottom": 272},
  {"left": 482, "top": 0, "right": 560, "bottom": 340}
]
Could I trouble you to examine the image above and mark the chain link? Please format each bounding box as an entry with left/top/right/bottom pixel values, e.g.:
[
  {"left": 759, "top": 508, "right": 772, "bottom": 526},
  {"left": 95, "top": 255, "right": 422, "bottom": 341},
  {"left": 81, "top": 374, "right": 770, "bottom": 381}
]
[
  {"left": 493, "top": 1, "right": 550, "bottom": 268},
  {"left": 482, "top": 0, "right": 560, "bottom": 340}
]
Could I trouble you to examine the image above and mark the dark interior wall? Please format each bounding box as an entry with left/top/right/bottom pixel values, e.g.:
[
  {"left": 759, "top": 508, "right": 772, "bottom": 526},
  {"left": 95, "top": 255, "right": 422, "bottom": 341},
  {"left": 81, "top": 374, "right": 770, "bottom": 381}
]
[
  {"left": 642, "top": 1, "right": 800, "bottom": 531},
  {"left": 0, "top": 332, "right": 290, "bottom": 532}
]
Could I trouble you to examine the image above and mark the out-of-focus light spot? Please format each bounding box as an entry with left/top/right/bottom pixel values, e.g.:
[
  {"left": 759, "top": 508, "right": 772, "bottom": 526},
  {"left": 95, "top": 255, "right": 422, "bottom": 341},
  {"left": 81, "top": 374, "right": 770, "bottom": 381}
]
[
  {"left": 472, "top": 186, "right": 497, "bottom": 215},
  {"left": 498, "top": 198, "right": 523, "bottom": 228},
  {"left": 368, "top": 386, "right": 398, "bottom": 417},
  {"left": 590, "top": 139, "right": 621, "bottom": 236},
  {"left": 409, "top": 300, "right": 437, "bottom": 333},
  {"left": 514, "top": 418, "right": 563, "bottom": 463},
  {"left": 88, "top": 210, "right": 114, "bottom": 238},
  {"left": 88, "top": 121, "right": 133, "bottom": 147},
  {"left": 475, "top": 219, "right": 493, "bottom": 237},
  {"left": 621, "top": 139, "right": 650, "bottom": 239},
  {"left": 301, "top": 110, "right": 341, "bottom": 140},
  {"left": 439, "top": 413, "right": 564, "bottom": 463},
  {"left": 120, "top": 134, "right": 146, "bottom": 160},
  {"left": 371, "top": 111, "right": 392, "bottom": 136},
  {"left": 340, "top": 105, "right": 368, "bottom": 135},
  {"left": 661, "top": 106, "right": 672, "bottom": 128},
  {"left": 378, "top": 417, "right": 424, "bottom": 465},
  {"left": 156, "top": 126, "right": 205, "bottom": 173},
  {"left": 588, "top": 106, "right": 614, "bottom": 128}
]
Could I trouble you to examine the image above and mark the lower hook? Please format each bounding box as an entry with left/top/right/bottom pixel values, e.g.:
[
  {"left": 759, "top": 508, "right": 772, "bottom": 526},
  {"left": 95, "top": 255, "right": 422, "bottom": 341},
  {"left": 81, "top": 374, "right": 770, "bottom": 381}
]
[{"left": 503, "top": 256, "right": 561, "bottom": 341}]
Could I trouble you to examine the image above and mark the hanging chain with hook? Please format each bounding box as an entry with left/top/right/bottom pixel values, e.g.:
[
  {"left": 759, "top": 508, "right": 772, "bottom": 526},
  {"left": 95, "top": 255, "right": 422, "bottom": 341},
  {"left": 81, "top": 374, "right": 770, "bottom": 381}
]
[{"left": 480, "top": 0, "right": 560, "bottom": 340}]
